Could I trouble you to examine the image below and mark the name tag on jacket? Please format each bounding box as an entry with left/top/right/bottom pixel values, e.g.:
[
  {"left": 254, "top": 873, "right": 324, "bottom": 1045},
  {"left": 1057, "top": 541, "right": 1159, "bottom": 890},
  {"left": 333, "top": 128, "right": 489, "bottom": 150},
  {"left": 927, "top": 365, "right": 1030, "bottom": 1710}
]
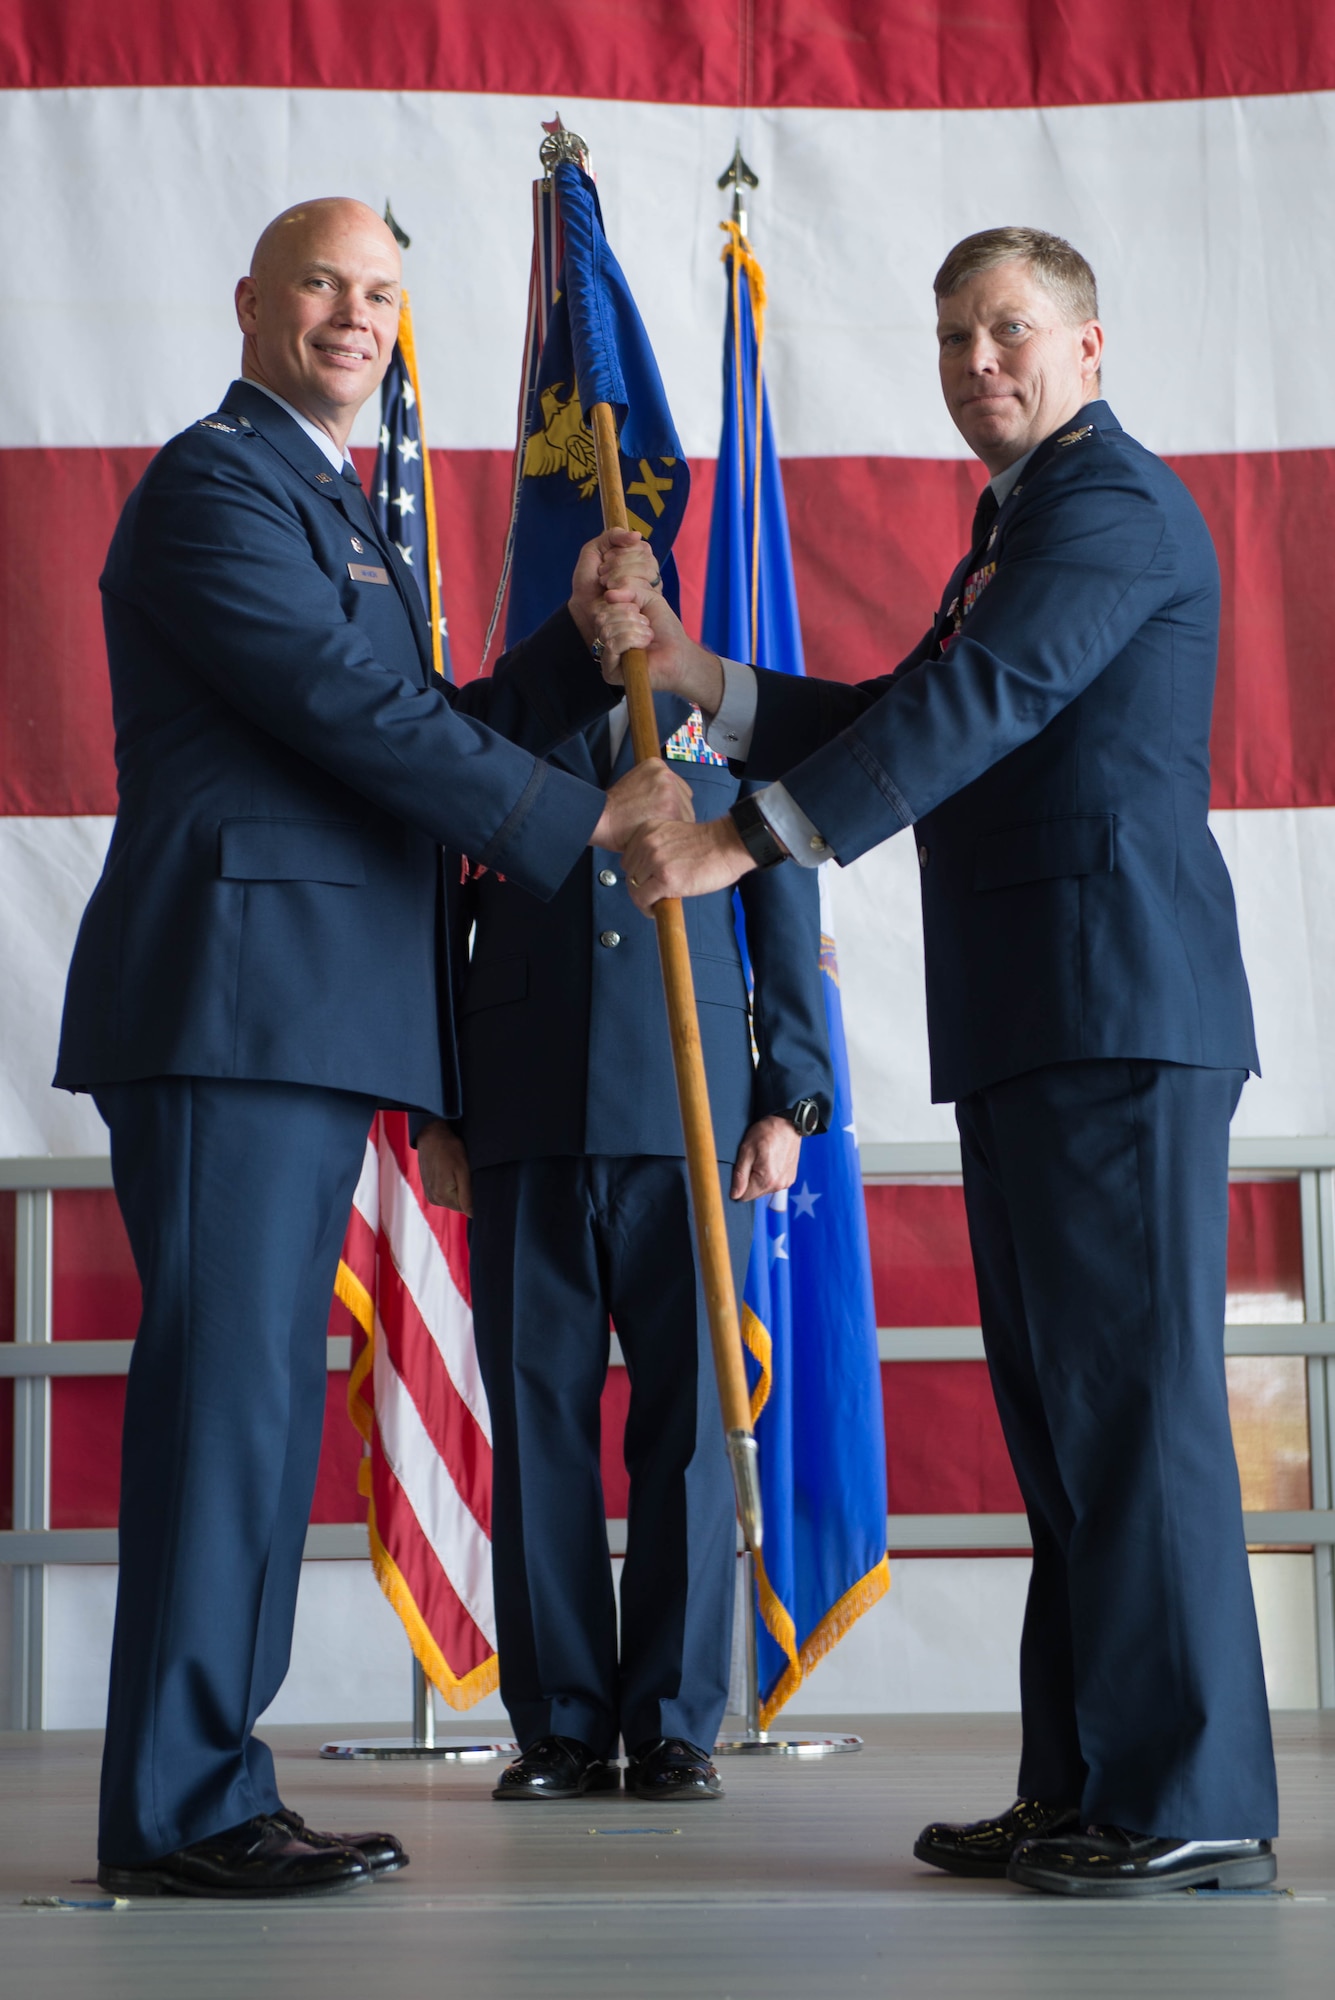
[{"left": 348, "top": 562, "right": 391, "bottom": 585}]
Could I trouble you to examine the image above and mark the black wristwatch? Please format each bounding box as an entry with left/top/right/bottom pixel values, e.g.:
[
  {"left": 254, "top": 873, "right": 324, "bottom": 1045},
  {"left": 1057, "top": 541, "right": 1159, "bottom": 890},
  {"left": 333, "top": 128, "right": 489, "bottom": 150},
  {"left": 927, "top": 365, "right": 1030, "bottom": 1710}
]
[
  {"left": 729, "top": 792, "right": 788, "bottom": 871},
  {"left": 788, "top": 1099, "right": 821, "bottom": 1136}
]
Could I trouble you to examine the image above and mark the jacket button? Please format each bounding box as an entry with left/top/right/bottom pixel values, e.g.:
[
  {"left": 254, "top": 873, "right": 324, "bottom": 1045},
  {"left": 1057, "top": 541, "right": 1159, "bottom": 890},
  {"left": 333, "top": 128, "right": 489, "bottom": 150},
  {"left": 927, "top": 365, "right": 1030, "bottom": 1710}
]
[
  {"left": 600, "top": 930, "right": 621, "bottom": 949},
  {"left": 598, "top": 868, "right": 617, "bottom": 887},
  {"left": 918, "top": 844, "right": 929, "bottom": 868}
]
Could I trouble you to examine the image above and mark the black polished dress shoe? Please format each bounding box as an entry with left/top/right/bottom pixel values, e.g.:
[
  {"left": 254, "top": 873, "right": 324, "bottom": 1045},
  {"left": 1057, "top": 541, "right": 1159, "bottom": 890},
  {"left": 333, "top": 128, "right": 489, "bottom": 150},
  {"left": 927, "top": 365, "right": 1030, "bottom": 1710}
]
[
  {"left": 1008, "top": 1825, "right": 1277, "bottom": 1897},
  {"left": 97, "top": 1814, "right": 373, "bottom": 1898},
  {"left": 493, "top": 1735, "right": 621, "bottom": 1801},
  {"left": 269, "top": 1806, "right": 409, "bottom": 1875},
  {"left": 913, "top": 1799, "right": 1081, "bottom": 1877},
  {"left": 625, "top": 1737, "right": 723, "bottom": 1801}
]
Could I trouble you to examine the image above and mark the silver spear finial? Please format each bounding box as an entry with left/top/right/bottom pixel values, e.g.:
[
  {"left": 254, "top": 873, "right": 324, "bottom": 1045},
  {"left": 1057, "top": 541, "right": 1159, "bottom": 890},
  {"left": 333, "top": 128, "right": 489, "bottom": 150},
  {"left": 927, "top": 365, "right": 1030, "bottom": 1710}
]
[{"left": 718, "top": 142, "right": 759, "bottom": 236}]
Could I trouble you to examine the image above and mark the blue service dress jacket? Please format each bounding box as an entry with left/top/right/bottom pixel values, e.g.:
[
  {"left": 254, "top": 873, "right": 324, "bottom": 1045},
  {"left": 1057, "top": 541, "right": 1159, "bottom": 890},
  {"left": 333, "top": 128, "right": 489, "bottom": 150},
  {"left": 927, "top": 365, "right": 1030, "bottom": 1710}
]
[
  {"left": 456, "top": 693, "right": 834, "bottom": 1169},
  {"left": 54, "top": 379, "right": 618, "bottom": 1118},
  {"left": 739, "top": 401, "right": 1258, "bottom": 1102}
]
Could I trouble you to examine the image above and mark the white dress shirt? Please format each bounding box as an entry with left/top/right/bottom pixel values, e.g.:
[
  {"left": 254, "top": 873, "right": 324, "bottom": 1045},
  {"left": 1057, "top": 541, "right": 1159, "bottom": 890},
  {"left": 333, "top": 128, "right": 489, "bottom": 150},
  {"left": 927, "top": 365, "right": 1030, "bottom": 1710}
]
[{"left": 242, "top": 379, "right": 355, "bottom": 477}]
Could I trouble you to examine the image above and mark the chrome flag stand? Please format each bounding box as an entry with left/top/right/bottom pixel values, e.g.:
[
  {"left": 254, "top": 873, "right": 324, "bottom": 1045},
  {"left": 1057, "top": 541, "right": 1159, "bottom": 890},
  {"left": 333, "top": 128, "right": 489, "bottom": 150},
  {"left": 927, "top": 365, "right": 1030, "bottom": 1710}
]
[
  {"left": 714, "top": 1552, "right": 861, "bottom": 1758},
  {"left": 320, "top": 1657, "right": 517, "bottom": 1762}
]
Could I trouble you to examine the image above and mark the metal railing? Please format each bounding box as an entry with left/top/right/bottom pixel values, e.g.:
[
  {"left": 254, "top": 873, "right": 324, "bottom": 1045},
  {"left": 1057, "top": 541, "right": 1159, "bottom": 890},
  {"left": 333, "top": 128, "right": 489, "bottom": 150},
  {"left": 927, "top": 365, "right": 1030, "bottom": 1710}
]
[{"left": 6, "top": 1144, "right": 1335, "bottom": 1721}]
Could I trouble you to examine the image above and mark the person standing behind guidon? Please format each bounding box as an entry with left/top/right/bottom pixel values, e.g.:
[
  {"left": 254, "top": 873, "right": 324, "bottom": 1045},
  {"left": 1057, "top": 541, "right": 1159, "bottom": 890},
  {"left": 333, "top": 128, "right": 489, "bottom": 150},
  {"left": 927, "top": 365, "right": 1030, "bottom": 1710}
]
[
  {"left": 420, "top": 684, "right": 832, "bottom": 1807},
  {"left": 595, "top": 226, "right": 1280, "bottom": 1900},
  {"left": 54, "top": 197, "right": 682, "bottom": 1901}
]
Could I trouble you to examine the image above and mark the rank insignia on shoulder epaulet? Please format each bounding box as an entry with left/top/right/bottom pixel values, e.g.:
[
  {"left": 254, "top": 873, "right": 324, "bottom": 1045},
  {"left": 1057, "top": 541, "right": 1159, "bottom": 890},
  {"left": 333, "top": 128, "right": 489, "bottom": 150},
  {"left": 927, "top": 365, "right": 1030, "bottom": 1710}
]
[
  {"left": 198, "top": 418, "right": 237, "bottom": 433},
  {"left": 1057, "top": 424, "right": 1094, "bottom": 446}
]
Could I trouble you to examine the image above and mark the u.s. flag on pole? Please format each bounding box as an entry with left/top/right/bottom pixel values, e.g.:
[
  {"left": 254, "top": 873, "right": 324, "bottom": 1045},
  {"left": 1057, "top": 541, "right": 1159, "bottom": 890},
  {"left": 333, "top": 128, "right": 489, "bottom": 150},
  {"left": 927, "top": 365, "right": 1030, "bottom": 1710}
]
[{"left": 337, "top": 1113, "right": 498, "bottom": 1706}]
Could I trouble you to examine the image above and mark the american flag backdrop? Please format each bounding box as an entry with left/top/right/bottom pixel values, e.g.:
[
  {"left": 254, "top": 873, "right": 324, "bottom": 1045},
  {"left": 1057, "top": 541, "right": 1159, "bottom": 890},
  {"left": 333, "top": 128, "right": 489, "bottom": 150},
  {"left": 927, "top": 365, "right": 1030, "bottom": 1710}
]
[{"left": 2, "top": 2, "right": 1333, "bottom": 1679}]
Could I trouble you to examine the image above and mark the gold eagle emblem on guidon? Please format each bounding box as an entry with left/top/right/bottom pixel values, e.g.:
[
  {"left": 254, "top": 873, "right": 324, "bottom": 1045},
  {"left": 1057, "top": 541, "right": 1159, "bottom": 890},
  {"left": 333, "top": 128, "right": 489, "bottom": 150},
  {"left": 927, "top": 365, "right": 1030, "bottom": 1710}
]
[
  {"left": 527, "top": 380, "right": 599, "bottom": 498},
  {"left": 523, "top": 382, "right": 676, "bottom": 539},
  {"left": 523, "top": 383, "right": 600, "bottom": 499}
]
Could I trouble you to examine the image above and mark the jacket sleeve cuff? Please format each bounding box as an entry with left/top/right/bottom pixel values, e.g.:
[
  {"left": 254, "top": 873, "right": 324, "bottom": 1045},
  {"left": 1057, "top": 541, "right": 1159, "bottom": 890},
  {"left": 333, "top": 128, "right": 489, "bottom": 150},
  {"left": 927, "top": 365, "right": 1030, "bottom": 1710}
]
[
  {"left": 482, "top": 757, "right": 606, "bottom": 901},
  {"left": 756, "top": 783, "right": 831, "bottom": 867},
  {"left": 782, "top": 732, "right": 912, "bottom": 864}
]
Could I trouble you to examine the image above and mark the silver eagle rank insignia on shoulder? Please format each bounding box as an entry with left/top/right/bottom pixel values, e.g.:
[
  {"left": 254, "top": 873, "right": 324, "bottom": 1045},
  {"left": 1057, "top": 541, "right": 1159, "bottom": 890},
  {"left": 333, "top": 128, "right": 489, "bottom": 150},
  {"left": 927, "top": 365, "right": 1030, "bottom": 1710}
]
[{"left": 1056, "top": 424, "right": 1095, "bottom": 446}]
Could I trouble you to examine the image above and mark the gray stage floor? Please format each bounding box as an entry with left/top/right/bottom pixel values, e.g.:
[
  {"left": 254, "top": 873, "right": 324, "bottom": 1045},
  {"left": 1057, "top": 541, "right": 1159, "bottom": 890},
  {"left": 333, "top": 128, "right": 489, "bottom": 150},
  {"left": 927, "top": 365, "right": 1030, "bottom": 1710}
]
[{"left": 2, "top": 1713, "right": 1333, "bottom": 1998}]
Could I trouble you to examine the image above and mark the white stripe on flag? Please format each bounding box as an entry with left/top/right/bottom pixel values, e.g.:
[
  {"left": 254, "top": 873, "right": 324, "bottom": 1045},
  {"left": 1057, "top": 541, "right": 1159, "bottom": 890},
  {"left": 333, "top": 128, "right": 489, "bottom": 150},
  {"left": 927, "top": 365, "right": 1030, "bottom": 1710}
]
[
  {"left": 351, "top": 1134, "right": 379, "bottom": 1233},
  {"left": 0, "top": 814, "right": 113, "bottom": 1157},
  {"left": 4, "top": 87, "right": 1335, "bottom": 458},
  {"left": 377, "top": 1139, "right": 493, "bottom": 1443},
  {"left": 371, "top": 1325, "right": 497, "bottom": 1646}
]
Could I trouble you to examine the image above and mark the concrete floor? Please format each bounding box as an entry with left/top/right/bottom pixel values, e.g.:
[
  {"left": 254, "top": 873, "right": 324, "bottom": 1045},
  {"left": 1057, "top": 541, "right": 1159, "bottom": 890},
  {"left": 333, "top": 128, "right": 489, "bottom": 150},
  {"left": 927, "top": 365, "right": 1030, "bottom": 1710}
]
[{"left": 2, "top": 1715, "right": 1333, "bottom": 1998}]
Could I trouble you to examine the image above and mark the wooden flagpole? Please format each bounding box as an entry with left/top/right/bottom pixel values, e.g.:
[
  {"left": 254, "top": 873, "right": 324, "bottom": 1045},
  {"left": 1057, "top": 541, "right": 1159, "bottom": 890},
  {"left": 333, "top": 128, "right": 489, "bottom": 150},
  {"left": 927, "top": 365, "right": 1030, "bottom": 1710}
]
[{"left": 588, "top": 400, "right": 763, "bottom": 1555}]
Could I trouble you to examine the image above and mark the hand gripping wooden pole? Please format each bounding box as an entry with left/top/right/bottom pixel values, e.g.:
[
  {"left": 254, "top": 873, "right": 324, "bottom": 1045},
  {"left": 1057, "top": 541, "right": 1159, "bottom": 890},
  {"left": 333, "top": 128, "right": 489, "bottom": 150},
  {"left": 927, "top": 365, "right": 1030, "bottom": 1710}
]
[{"left": 589, "top": 401, "right": 762, "bottom": 1554}]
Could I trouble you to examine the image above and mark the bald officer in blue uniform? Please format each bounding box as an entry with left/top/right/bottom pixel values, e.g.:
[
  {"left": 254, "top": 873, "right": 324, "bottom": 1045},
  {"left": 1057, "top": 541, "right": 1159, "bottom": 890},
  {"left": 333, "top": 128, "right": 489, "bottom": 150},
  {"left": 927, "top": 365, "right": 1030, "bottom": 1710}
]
[
  {"left": 599, "top": 228, "right": 1279, "bottom": 1898},
  {"left": 426, "top": 695, "right": 832, "bottom": 1804},
  {"left": 54, "top": 198, "right": 683, "bottom": 1900}
]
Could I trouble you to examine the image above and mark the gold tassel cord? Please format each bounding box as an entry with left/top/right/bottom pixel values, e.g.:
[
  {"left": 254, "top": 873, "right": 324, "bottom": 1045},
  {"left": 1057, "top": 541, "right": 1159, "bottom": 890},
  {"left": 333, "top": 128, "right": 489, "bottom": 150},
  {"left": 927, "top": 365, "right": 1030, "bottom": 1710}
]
[
  {"left": 719, "top": 220, "right": 769, "bottom": 665},
  {"left": 740, "top": 1300, "right": 773, "bottom": 1427}
]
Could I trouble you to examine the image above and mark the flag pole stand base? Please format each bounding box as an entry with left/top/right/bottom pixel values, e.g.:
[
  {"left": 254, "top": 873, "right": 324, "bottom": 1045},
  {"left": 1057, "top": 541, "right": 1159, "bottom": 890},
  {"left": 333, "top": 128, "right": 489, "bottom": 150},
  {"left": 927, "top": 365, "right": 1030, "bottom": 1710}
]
[
  {"left": 319, "top": 1738, "right": 518, "bottom": 1761},
  {"left": 320, "top": 1659, "right": 517, "bottom": 1762},
  {"left": 713, "top": 1551, "right": 862, "bottom": 1758},
  {"left": 713, "top": 1730, "right": 862, "bottom": 1757}
]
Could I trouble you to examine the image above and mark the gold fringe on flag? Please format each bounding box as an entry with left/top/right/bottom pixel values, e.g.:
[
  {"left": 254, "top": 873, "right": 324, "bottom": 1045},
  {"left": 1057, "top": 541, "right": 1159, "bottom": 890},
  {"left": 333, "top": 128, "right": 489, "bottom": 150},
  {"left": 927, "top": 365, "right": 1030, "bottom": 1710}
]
[
  {"left": 335, "top": 1251, "right": 499, "bottom": 1708},
  {"left": 365, "top": 1496, "right": 500, "bottom": 1711},
  {"left": 742, "top": 1292, "right": 893, "bottom": 1728},
  {"left": 754, "top": 1552, "right": 891, "bottom": 1731}
]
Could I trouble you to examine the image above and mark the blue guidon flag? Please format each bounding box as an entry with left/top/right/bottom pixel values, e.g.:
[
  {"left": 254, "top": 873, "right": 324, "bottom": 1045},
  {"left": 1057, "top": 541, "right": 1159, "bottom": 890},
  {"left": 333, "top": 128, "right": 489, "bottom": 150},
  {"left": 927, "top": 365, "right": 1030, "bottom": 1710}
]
[
  {"left": 703, "top": 218, "right": 890, "bottom": 1727},
  {"left": 373, "top": 294, "right": 453, "bottom": 681},
  {"left": 491, "top": 146, "right": 689, "bottom": 652}
]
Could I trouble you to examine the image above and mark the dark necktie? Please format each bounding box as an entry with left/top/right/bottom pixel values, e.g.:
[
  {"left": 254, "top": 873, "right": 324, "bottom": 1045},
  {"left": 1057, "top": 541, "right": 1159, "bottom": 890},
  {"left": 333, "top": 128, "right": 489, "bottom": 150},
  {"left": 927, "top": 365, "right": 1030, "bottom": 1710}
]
[
  {"left": 971, "top": 482, "right": 1000, "bottom": 555},
  {"left": 934, "top": 482, "right": 1001, "bottom": 657},
  {"left": 339, "top": 460, "right": 385, "bottom": 545}
]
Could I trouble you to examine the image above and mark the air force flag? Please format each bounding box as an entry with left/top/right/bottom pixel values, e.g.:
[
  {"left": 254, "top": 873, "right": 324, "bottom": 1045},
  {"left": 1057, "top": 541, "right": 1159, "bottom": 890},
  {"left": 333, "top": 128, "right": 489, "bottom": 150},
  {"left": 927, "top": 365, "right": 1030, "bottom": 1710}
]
[{"left": 703, "top": 220, "right": 890, "bottom": 1725}]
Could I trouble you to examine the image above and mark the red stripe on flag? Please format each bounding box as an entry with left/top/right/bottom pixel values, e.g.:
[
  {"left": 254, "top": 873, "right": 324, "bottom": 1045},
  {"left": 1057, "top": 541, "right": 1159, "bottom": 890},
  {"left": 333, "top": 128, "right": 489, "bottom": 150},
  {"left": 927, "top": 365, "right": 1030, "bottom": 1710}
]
[
  {"left": 376, "top": 1237, "right": 492, "bottom": 1537},
  {"left": 2, "top": 1, "right": 1331, "bottom": 107},
  {"left": 378, "top": 1110, "right": 473, "bottom": 1306},
  {"left": 0, "top": 447, "right": 149, "bottom": 816},
  {"left": 369, "top": 1448, "right": 493, "bottom": 1678},
  {"left": 340, "top": 1200, "right": 376, "bottom": 1296},
  {"left": 9, "top": 444, "right": 1335, "bottom": 815}
]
